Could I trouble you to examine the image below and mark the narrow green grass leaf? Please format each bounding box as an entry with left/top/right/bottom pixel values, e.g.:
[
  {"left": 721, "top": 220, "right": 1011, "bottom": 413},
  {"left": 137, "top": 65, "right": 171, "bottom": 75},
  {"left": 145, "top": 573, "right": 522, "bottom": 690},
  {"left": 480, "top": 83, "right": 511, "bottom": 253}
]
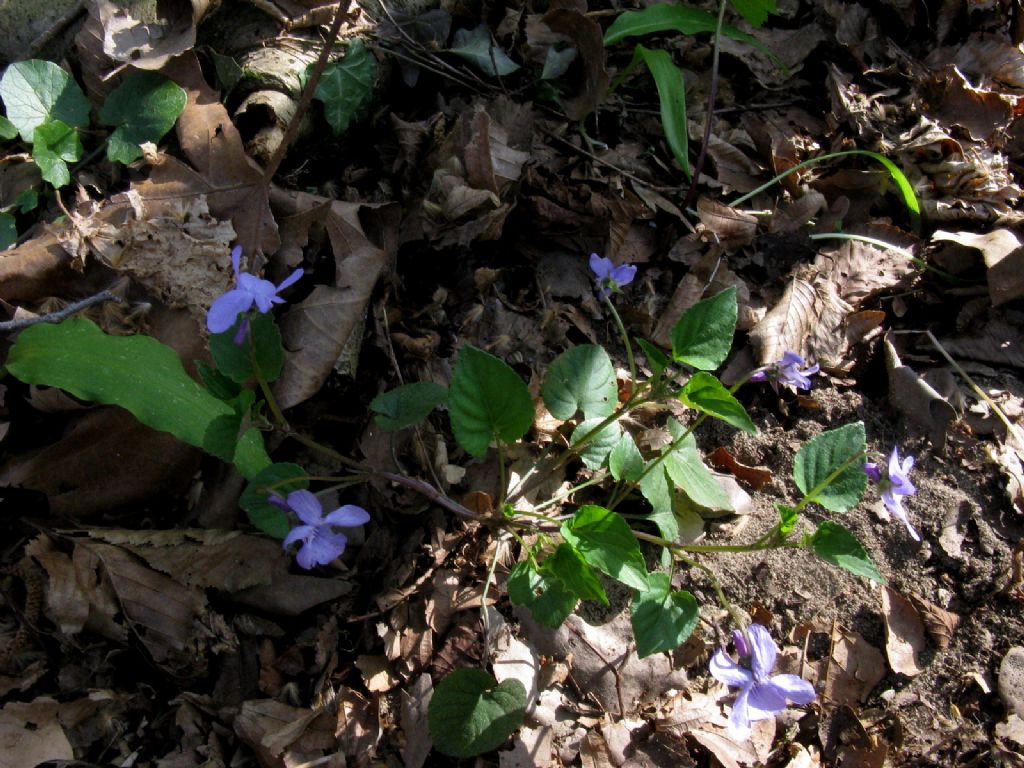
[{"left": 632, "top": 45, "right": 689, "bottom": 176}]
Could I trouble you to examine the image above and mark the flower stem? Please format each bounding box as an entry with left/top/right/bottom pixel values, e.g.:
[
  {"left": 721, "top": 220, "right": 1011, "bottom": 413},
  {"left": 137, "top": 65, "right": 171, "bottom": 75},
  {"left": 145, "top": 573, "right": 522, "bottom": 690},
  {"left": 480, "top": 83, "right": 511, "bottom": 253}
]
[{"left": 602, "top": 292, "right": 637, "bottom": 388}]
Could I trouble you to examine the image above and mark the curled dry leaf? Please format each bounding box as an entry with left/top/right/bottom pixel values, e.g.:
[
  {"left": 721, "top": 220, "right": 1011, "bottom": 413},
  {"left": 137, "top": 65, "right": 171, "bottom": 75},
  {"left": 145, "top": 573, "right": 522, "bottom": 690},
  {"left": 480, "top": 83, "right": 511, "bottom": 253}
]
[
  {"left": 537, "top": 9, "right": 609, "bottom": 121},
  {"left": 883, "top": 332, "right": 957, "bottom": 449},
  {"left": 708, "top": 447, "right": 773, "bottom": 491},
  {"left": 932, "top": 229, "right": 1024, "bottom": 307},
  {"left": 908, "top": 593, "right": 960, "bottom": 651},
  {"left": 95, "top": 0, "right": 213, "bottom": 70},
  {"left": 880, "top": 587, "right": 926, "bottom": 677}
]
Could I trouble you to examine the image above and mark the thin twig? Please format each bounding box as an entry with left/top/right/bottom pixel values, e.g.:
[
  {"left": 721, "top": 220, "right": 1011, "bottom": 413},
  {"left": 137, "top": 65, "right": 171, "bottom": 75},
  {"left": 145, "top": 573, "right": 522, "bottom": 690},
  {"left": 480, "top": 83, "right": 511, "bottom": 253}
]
[
  {"left": 261, "top": 0, "right": 353, "bottom": 185},
  {"left": 681, "top": 0, "right": 728, "bottom": 210},
  {"left": 0, "top": 291, "right": 122, "bottom": 332}
]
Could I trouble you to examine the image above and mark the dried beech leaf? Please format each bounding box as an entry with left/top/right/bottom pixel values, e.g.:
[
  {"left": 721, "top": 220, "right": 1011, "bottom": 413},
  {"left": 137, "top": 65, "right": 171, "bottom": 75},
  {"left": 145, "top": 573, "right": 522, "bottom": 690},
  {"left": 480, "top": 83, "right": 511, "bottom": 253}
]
[
  {"left": 697, "top": 198, "right": 758, "bottom": 251},
  {"left": 708, "top": 447, "right": 773, "bottom": 491},
  {"left": 881, "top": 587, "right": 926, "bottom": 677},
  {"left": 748, "top": 273, "right": 817, "bottom": 365},
  {"left": 884, "top": 332, "right": 957, "bottom": 448},
  {"left": 823, "top": 623, "right": 886, "bottom": 706},
  {"left": 908, "top": 593, "right": 961, "bottom": 651}
]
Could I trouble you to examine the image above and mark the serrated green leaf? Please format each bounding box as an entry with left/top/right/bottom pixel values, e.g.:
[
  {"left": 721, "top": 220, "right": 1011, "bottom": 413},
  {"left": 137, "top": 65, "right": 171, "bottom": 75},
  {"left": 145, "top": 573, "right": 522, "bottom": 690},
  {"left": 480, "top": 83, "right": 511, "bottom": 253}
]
[
  {"left": 508, "top": 560, "right": 577, "bottom": 627},
  {"left": 678, "top": 371, "right": 756, "bottom": 434},
  {"left": 449, "top": 345, "right": 533, "bottom": 456},
  {"left": 239, "top": 462, "right": 308, "bottom": 538},
  {"left": 98, "top": 71, "right": 187, "bottom": 164},
  {"left": 542, "top": 344, "right": 617, "bottom": 420},
  {"left": 630, "top": 45, "right": 689, "bottom": 176},
  {"left": 210, "top": 312, "right": 284, "bottom": 384},
  {"left": 777, "top": 503, "right": 798, "bottom": 535},
  {"left": 609, "top": 432, "right": 645, "bottom": 482},
  {"left": 0, "top": 115, "right": 17, "bottom": 140},
  {"left": 371, "top": 381, "right": 448, "bottom": 431},
  {"left": 664, "top": 434, "right": 732, "bottom": 511},
  {"left": 636, "top": 338, "right": 670, "bottom": 377},
  {"left": 561, "top": 505, "right": 648, "bottom": 591},
  {"left": 0, "top": 60, "right": 89, "bottom": 141},
  {"left": 729, "top": 0, "right": 776, "bottom": 27},
  {"left": 570, "top": 417, "right": 621, "bottom": 470},
  {"left": 428, "top": 669, "right": 526, "bottom": 758},
  {"left": 313, "top": 39, "right": 377, "bottom": 136},
  {"left": 808, "top": 521, "right": 884, "bottom": 583},
  {"left": 541, "top": 544, "right": 608, "bottom": 605},
  {"left": 671, "top": 287, "right": 737, "bottom": 370},
  {"left": 0, "top": 213, "right": 16, "bottom": 250},
  {"left": 31, "top": 120, "right": 81, "bottom": 187},
  {"left": 793, "top": 422, "right": 866, "bottom": 512},
  {"left": 631, "top": 572, "right": 699, "bottom": 657},
  {"left": 450, "top": 24, "right": 520, "bottom": 76}
]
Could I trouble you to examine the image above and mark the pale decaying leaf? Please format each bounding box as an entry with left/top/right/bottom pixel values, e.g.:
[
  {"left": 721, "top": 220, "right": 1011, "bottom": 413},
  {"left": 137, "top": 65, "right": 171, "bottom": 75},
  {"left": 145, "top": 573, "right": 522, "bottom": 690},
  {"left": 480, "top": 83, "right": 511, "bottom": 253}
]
[
  {"left": 400, "top": 674, "right": 433, "bottom": 768},
  {"left": 658, "top": 688, "right": 774, "bottom": 768},
  {"left": 95, "top": 0, "right": 213, "bottom": 70},
  {"left": 822, "top": 623, "right": 886, "bottom": 706},
  {"left": 697, "top": 199, "right": 758, "bottom": 252},
  {"left": 883, "top": 332, "right": 958, "bottom": 448},
  {"left": 0, "top": 698, "right": 73, "bottom": 768},
  {"left": 880, "top": 587, "right": 926, "bottom": 677},
  {"left": 487, "top": 608, "right": 540, "bottom": 711}
]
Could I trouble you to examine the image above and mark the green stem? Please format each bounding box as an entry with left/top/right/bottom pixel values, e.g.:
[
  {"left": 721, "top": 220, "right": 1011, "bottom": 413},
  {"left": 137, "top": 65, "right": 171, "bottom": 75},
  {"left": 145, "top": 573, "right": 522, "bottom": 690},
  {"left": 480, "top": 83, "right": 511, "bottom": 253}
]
[
  {"left": 531, "top": 471, "right": 609, "bottom": 512},
  {"left": 602, "top": 293, "right": 637, "bottom": 388}
]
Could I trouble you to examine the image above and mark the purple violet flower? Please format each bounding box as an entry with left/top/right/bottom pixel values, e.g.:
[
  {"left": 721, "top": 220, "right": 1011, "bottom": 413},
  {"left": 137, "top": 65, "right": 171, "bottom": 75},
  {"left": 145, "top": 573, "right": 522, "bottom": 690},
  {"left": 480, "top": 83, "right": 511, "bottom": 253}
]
[
  {"left": 864, "top": 446, "right": 919, "bottom": 541},
  {"left": 749, "top": 351, "right": 820, "bottom": 393},
  {"left": 589, "top": 253, "right": 637, "bottom": 298},
  {"left": 278, "top": 490, "right": 370, "bottom": 569},
  {"left": 710, "top": 623, "right": 816, "bottom": 740},
  {"left": 207, "top": 245, "right": 303, "bottom": 334}
]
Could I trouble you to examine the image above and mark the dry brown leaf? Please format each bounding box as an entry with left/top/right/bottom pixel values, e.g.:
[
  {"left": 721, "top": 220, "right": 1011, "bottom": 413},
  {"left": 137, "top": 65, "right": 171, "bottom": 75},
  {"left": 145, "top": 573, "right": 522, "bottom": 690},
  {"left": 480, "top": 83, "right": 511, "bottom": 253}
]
[
  {"left": 880, "top": 587, "right": 926, "bottom": 677},
  {"left": 539, "top": 9, "right": 609, "bottom": 121},
  {"left": 31, "top": 546, "right": 89, "bottom": 636},
  {"left": 697, "top": 198, "right": 758, "bottom": 252},
  {"left": 933, "top": 229, "right": 1024, "bottom": 306},
  {"left": 0, "top": 407, "right": 200, "bottom": 518},
  {"left": 908, "top": 593, "right": 960, "bottom": 651},
  {"left": 401, "top": 674, "right": 434, "bottom": 768},
  {"left": 884, "top": 332, "right": 958, "bottom": 448},
  {"left": 356, "top": 654, "right": 400, "bottom": 692},
  {"left": 921, "top": 65, "right": 1015, "bottom": 142},
  {"left": 164, "top": 53, "right": 280, "bottom": 256},
  {"left": 708, "top": 447, "right": 773, "bottom": 491},
  {"left": 336, "top": 686, "right": 381, "bottom": 759},
  {"left": 748, "top": 271, "right": 817, "bottom": 365},
  {"left": 0, "top": 698, "right": 73, "bottom": 768},
  {"left": 720, "top": 24, "right": 827, "bottom": 88},
  {"left": 823, "top": 623, "right": 885, "bottom": 706},
  {"left": 940, "top": 313, "right": 1024, "bottom": 369}
]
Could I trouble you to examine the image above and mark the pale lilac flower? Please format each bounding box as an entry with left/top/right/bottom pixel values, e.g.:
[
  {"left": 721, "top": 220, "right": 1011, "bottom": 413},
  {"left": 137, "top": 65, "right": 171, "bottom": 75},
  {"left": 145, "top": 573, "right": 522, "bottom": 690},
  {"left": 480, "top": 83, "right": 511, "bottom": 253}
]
[
  {"left": 278, "top": 490, "right": 370, "bottom": 569},
  {"left": 865, "top": 446, "right": 919, "bottom": 541},
  {"left": 207, "top": 245, "right": 303, "bottom": 334},
  {"left": 710, "top": 623, "right": 816, "bottom": 740},
  {"left": 750, "top": 351, "right": 819, "bottom": 393},
  {"left": 589, "top": 253, "right": 637, "bottom": 298}
]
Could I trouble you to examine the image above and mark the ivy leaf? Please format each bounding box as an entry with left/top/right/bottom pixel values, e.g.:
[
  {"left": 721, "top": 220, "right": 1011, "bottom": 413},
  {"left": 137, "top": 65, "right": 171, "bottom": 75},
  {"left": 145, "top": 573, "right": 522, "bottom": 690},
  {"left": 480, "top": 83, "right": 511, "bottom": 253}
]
[
  {"left": 793, "top": 422, "right": 866, "bottom": 512},
  {"left": 450, "top": 24, "right": 520, "bottom": 76},
  {"left": 678, "top": 371, "right": 756, "bottom": 434},
  {"left": 371, "top": 381, "right": 448, "bottom": 432},
  {"left": 31, "top": 120, "right": 82, "bottom": 188},
  {"left": 0, "top": 60, "right": 89, "bottom": 141},
  {"left": 729, "top": 0, "right": 777, "bottom": 27},
  {"left": 807, "top": 521, "right": 884, "bottom": 583},
  {"left": 671, "top": 287, "right": 737, "bottom": 370},
  {"left": 313, "top": 39, "right": 378, "bottom": 136},
  {"left": 631, "top": 572, "right": 699, "bottom": 657},
  {"left": 428, "top": 669, "right": 526, "bottom": 758},
  {"left": 98, "top": 71, "right": 187, "bottom": 164},
  {"left": 507, "top": 560, "right": 577, "bottom": 628},
  {"left": 561, "top": 505, "right": 648, "bottom": 591},
  {"left": 449, "top": 345, "right": 533, "bottom": 456},
  {"left": 542, "top": 344, "right": 617, "bottom": 420}
]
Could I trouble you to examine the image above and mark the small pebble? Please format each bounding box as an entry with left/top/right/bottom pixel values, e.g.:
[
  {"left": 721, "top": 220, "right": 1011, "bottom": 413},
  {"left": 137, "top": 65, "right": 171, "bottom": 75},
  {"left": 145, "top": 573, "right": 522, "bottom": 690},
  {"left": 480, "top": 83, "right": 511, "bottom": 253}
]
[{"left": 998, "top": 647, "right": 1024, "bottom": 718}]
